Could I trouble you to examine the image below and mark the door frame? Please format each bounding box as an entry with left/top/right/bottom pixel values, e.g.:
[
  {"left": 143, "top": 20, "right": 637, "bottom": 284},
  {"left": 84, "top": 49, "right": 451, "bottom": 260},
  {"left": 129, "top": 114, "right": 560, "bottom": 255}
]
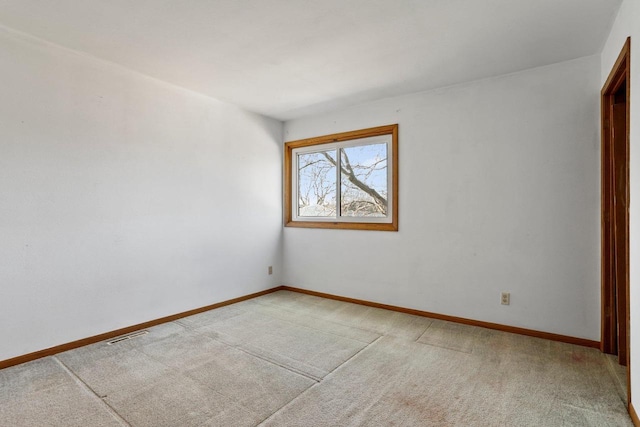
[{"left": 601, "top": 36, "right": 631, "bottom": 405}]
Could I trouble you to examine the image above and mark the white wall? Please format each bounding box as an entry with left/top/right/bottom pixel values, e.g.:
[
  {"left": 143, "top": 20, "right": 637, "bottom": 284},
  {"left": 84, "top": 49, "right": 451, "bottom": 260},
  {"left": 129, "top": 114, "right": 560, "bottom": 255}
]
[
  {"left": 283, "top": 55, "right": 601, "bottom": 340},
  {"left": 601, "top": 0, "right": 640, "bottom": 409},
  {"left": 0, "top": 26, "right": 283, "bottom": 361}
]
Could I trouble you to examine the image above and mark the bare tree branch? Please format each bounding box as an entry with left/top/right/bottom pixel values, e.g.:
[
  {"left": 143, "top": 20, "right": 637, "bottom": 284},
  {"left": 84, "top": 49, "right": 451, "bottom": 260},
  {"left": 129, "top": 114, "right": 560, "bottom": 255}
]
[{"left": 321, "top": 151, "right": 387, "bottom": 211}]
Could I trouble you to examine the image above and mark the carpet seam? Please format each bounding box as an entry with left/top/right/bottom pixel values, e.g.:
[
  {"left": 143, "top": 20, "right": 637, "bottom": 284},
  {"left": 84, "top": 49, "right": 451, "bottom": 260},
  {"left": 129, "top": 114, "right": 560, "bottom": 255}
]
[
  {"left": 253, "top": 381, "right": 318, "bottom": 426},
  {"left": 178, "top": 320, "right": 324, "bottom": 382},
  {"left": 52, "top": 356, "right": 131, "bottom": 427},
  {"left": 253, "top": 293, "right": 411, "bottom": 337},
  {"left": 245, "top": 305, "right": 376, "bottom": 345},
  {"left": 174, "top": 308, "right": 245, "bottom": 329},
  {"left": 414, "top": 320, "right": 434, "bottom": 343},
  {"left": 255, "top": 336, "right": 383, "bottom": 426},
  {"left": 251, "top": 298, "right": 382, "bottom": 342},
  {"left": 321, "top": 335, "right": 384, "bottom": 379},
  {"left": 127, "top": 329, "right": 286, "bottom": 420},
  {"left": 414, "top": 341, "right": 474, "bottom": 354},
  {"left": 258, "top": 310, "right": 376, "bottom": 345}
]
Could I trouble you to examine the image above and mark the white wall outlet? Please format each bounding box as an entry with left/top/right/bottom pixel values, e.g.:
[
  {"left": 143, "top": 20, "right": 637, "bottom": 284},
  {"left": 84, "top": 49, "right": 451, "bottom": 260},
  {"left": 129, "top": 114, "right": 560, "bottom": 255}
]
[
  {"left": 501, "top": 292, "right": 510, "bottom": 305},
  {"left": 268, "top": 266, "right": 273, "bottom": 275}
]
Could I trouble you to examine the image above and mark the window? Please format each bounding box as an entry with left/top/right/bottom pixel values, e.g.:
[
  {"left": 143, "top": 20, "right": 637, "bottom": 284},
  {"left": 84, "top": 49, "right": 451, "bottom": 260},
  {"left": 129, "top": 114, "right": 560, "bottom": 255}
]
[{"left": 284, "top": 124, "right": 398, "bottom": 231}]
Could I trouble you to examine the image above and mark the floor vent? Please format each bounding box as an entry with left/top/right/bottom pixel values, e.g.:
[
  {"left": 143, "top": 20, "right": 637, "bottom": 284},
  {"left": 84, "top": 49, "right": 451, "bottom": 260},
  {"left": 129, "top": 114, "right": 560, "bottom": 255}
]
[{"left": 107, "top": 330, "right": 149, "bottom": 345}]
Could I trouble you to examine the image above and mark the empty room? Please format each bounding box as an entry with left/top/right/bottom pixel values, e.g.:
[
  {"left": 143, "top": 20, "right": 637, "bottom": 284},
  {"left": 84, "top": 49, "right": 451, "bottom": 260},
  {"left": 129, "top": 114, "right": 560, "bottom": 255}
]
[{"left": 1, "top": 0, "right": 639, "bottom": 426}]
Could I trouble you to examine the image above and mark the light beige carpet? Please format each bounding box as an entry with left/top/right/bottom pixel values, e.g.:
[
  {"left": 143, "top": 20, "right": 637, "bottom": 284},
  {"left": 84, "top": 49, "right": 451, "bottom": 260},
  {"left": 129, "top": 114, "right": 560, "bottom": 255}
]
[{"left": 0, "top": 290, "right": 632, "bottom": 426}]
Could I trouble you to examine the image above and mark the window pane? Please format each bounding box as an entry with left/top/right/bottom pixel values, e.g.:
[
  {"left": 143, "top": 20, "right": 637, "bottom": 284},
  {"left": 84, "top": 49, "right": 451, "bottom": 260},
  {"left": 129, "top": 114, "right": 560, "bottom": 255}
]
[
  {"left": 340, "top": 143, "right": 387, "bottom": 217},
  {"left": 297, "top": 150, "right": 337, "bottom": 217}
]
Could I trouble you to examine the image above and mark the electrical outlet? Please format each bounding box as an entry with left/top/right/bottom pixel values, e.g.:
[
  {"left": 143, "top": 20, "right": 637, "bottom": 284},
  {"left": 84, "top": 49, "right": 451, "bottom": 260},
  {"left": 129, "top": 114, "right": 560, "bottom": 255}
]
[
  {"left": 501, "top": 292, "right": 510, "bottom": 305},
  {"left": 268, "top": 266, "right": 273, "bottom": 275}
]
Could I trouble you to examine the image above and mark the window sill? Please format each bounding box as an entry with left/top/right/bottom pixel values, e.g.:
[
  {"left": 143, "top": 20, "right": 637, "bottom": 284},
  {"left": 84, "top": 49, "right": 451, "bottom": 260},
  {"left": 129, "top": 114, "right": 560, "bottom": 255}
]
[{"left": 285, "top": 220, "right": 398, "bottom": 231}]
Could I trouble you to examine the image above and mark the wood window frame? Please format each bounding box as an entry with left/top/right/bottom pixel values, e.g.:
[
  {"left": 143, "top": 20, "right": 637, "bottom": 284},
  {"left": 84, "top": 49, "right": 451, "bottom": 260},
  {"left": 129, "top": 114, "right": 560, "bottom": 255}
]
[{"left": 284, "top": 124, "right": 398, "bottom": 231}]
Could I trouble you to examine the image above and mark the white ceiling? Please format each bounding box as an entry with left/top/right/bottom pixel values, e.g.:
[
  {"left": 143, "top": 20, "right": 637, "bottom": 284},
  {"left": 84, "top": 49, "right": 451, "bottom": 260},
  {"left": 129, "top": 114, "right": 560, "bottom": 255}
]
[{"left": 0, "top": 0, "right": 622, "bottom": 121}]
